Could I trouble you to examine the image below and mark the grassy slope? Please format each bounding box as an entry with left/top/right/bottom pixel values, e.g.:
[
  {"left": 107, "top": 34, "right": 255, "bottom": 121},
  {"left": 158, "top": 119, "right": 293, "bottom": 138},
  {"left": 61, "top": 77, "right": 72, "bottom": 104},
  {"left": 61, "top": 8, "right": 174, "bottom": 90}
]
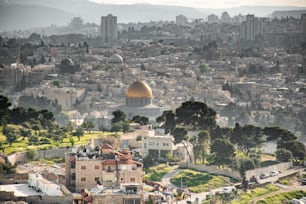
[
  {"left": 0, "top": 126, "right": 112, "bottom": 154},
  {"left": 143, "top": 164, "right": 172, "bottom": 181},
  {"left": 170, "top": 169, "right": 232, "bottom": 193}
]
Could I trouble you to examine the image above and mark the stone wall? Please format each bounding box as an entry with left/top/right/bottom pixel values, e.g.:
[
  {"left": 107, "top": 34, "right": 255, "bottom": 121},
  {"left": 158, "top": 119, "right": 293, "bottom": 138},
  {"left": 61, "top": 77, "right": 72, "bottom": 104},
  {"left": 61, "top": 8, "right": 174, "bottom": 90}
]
[
  {"left": 245, "top": 162, "right": 292, "bottom": 179},
  {"left": 24, "top": 195, "right": 73, "bottom": 204},
  {"left": 6, "top": 147, "right": 72, "bottom": 165},
  {"left": 179, "top": 162, "right": 293, "bottom": 181},
  {"left": 179, "top": 162, "right": 241, "bottom": 180}
]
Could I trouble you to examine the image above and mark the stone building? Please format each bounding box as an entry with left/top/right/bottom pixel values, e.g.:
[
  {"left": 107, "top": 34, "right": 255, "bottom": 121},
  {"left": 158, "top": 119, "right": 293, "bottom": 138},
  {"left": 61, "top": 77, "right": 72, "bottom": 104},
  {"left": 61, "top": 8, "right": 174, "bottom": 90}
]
[{"left": 65, "top": 144, "right": 143, "bottom": 193}]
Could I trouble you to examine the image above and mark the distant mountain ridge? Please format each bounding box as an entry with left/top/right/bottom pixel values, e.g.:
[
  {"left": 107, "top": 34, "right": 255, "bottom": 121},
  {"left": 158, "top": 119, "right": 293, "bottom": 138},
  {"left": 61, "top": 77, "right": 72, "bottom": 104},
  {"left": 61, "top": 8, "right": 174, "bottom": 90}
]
[
  {"left": 271, "top": 10, "right": 306, "bottom": 19},
  {"left": 1, "top": 0, "right": 306, "bottom": 31}
]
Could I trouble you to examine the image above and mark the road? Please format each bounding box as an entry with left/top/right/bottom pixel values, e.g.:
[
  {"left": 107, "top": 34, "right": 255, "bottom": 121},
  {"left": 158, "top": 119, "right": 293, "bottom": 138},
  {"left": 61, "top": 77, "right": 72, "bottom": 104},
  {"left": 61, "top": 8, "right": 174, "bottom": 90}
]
[
  {"left": 160, "top": 166, "right": 305, "bottom": 204},
  {"left": 248, "top": 185, "right": 306, "bottom": 204}
]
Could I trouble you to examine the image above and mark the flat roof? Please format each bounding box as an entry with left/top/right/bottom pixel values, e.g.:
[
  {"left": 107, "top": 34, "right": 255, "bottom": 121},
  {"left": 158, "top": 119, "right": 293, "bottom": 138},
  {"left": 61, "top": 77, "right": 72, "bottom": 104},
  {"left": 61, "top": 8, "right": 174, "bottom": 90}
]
[{"left": 0, "top": 184, "right": 41, "bottom": 197}]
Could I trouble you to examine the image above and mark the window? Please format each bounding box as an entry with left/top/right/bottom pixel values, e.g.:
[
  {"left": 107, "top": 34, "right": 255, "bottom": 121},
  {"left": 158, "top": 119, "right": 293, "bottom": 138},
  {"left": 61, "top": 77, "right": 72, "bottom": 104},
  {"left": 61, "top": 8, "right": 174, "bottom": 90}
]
[
  {"left": 71, "top": 173, "right": 76, "bottom": 180},
  {"left": 81, "top": 177, "right": 86, "bottom": 182},
  {"left": 121, "top": 178, "right": 124, "bottom": 181},
  {"left": 95, "top": 177, "right": 100, "bottom": 181},
  {"left": 81, "top": 165, "right": 86, "bottom": 170},
  {"left": 130, "top": 177, "right": 135, "bottom": 182},
  {"left": 156, "top": 142, "right": 159, "bottom": 146},
  {"left": 95, "top": 165, "right": 100, "bottom": 170}
]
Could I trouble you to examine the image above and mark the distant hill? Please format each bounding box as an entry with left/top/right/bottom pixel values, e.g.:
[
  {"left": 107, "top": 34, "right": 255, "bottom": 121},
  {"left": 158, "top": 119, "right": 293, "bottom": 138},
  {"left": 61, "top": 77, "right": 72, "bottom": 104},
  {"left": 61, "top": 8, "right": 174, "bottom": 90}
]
[
  {"left": 1, "top": 0, "right": 306, "bottom": 31},
  {"left": 0, "top": 4, "right": 72, "bottom": 31},
  {"left": 271, "top": 10, "right": 306, "bottom": 19},
  {"left": 200, "top": 6, "right": 306, "bottom": 17}
]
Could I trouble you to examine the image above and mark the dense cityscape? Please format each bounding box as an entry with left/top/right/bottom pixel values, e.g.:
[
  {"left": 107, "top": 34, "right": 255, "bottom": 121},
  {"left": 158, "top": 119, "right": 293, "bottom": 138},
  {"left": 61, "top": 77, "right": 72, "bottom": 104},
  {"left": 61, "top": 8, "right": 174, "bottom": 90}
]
[{"left": 0, "top": 0, "right": 306, "bottom": 204}]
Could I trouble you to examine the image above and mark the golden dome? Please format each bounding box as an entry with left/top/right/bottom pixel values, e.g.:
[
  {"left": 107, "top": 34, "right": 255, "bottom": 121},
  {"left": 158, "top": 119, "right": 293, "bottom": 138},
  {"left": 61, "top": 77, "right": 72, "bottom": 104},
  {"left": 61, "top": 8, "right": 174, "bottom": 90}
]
[{"left": 126, "top": 80, "right": 153, "bottom": 98}]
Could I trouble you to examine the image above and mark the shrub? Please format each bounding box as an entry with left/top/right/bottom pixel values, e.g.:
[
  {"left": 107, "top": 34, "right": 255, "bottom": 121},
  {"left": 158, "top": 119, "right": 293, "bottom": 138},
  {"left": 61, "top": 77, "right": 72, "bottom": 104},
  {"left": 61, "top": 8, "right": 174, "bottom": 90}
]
[{"left": 26, "top": 149, "right": 36, "bottom": 161}]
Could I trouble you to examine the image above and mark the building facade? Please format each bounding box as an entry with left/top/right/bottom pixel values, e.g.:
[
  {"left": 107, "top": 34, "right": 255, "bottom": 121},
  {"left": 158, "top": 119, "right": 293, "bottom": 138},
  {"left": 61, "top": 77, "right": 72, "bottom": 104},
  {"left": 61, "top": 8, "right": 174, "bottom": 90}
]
[
  {"left": 100, "top": 14, "right": 118, "bottom": 43},
  {"left": 240, "top": 14, "right": 264, "bottom": 41},
  {"left": 207, "top": 14, "right": 219, "bottom": 24},
  {"left": 65, "top": 144, "right": 143, "bottom": 193},
  {"left": 176, "top": 15, "right": 188, "bottom": 26}
]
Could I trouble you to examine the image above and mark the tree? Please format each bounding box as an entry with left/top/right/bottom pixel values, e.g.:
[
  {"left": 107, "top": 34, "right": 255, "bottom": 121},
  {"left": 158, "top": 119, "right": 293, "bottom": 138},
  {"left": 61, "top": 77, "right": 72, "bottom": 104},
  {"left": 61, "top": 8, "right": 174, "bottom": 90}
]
[
  {"left": 175, "top": 101, "right": 217, "bottom": 130},
  {"left": 172, "top": 127, "right": 193, "bottom": 163},
  {"left": 63, "top": 122, "right": 74, "bottom": 136},
  {"left": 31, "top": 122, "right": 42, "bottom": 135},
  {"left": 172, "top": 127, "right": 187, "bottom": 144},
  {"left": 275, "top": 148, "right": 293, "bottom": 162},
  {"left": 111, "top": 122, "right": 122, "bottom": 133},
  {"left": 197, "top": 130, "right": 211, "bottom": 163},
  {"left": 156, "top": 110, "right": 176, "bottom": 134},
  {"left": 53, "top": 129, "right": 66, "bottom": 143},
  {"left": 131, "top": 115, "right": 149, "bottom": 125},
  {"left": 143, "top": 155, "right": 154, "bottom": 169},
  {"left": 69, "top": 137, "right": 75, "bottom": 147},
  {"left": 281, "top": 141, "right": 305, "bottom": 163},
  {"left": 210, "top": 126, "right": 232, "bottom": 140},
  {"left": 210, "top": 138, "right": 236, "bottom": 168},
  {"left": 121, "top": 121, "right": 130, "bottom": 133},
  {"left": 231, "top": 124, "right": 263, "bottom": 156},
  {"left": 165, "top": 152, "right": 179, "bottom": 162},
  {"left": 26, "top": 149, "right": 36, "bottom": 161},
  {"left": 19, "top": 128, "right": 31, "bottom": 140},
  {"left": 73, "top": 127, "right": 84, "bottom": 141},
  {"left": 38, "top": 109, "right": 55, "bottom": 129},
  {"left": 0, "top": 95, "right": 11, "bottom": 125},
  {"left": 9, "top": 107, "right": 26, "bottom": 124},
  {"left": 264, "top": 126, "right": 297, "bottom": 149},
  {"left": 2, "top": 126, "right": 18, "bottom": 147},
  {"left": 82, "top": 120, "right": 94, "bottom": 133},
  {"left": 111, "top": 110, "right": 126, "bottom": 124},
  {"left": 28, "top": 135, "right": 39, "bottom": 145}
]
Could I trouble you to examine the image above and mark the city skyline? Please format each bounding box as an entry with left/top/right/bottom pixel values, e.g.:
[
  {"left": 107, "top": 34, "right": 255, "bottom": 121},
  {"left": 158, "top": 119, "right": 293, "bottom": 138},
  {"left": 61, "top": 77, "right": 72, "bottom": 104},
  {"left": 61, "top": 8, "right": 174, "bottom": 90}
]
[{"left": 90, "top": 0, "right": 306, "bottom": 9}]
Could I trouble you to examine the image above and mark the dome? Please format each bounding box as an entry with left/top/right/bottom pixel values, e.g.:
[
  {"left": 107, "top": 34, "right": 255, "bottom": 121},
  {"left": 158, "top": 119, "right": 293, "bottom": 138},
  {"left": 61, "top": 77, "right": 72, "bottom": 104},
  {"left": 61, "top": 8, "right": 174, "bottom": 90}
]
[
  {"left": 107, "top": 54, "right": 123, "bottom": 64},
  {"left": 61, "top": 58, "right": 73, "bottom": 66},
  {"left": 126, "top": 80, "right": 153, "bottom": 99}
]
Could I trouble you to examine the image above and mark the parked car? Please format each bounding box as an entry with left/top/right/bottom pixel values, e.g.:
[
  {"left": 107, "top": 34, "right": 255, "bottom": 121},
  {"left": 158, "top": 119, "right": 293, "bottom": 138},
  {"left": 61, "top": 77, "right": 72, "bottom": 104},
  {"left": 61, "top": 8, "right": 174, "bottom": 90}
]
[
  {"left": 290, "top": 198, "right": 304, "bottom": 204},
  {"left": 301, "top": 178, "right": 306, "bottom": 185},
  {"left": 217, "top": 187, "right": 236, "bottom": 195},
  {"left": 270, "top": 170, "right": 279, "bottom": 177},
  {"left": 259, "top": 173, "right": 270, "bottom": 179}
]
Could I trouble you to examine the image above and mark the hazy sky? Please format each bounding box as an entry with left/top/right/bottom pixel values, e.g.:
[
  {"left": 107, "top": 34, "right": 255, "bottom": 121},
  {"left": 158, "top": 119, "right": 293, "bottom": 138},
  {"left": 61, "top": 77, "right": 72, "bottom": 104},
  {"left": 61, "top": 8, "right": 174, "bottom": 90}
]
[{"left": 90, "top": 0, "right": 306, "bottom": 8}]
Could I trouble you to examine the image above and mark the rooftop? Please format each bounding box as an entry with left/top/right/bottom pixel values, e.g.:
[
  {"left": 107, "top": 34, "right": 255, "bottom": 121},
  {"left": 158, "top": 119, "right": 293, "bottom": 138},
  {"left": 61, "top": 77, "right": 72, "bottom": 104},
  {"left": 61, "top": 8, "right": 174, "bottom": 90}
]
[{"left": 0, "top": 184, "right": 41, "bottom": 197}]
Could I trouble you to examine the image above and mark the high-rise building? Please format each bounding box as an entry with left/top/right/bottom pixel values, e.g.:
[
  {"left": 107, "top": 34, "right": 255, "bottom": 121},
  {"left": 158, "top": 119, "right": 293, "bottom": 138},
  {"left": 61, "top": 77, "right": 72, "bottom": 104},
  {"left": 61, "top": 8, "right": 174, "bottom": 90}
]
[
  {"left": 100, "top": 14, "right": 118, "bottom": 43},
  {"left": 207, "top": 14, "right": 219, "bottom": 24},
  {"left": 176, "top": 14, "right": 188, "bottom": 26},
  {"left": 240, "top": 14, "right": 264, "bottom": 41},
  {"left": 302, "top": 13, "right": 306, "bottom": 33},
  {"left": 221, "top": 11, "right": 231, "bottom": 23}
]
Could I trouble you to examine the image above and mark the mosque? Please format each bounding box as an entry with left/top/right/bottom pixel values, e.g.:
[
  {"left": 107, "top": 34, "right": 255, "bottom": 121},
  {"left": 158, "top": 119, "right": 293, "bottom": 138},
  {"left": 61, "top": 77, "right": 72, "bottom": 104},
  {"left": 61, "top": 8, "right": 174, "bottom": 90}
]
[{"left": 119, "top": 80, "right": 165, "bottom": 121}]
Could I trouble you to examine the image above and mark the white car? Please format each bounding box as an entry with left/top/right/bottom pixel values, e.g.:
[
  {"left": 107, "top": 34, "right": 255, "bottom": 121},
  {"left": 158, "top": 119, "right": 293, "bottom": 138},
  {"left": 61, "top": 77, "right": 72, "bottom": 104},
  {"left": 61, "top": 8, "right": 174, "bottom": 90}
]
[
  {"left": 218, "top": 187, "right": 236, "bottom": 194},
  {"left": 290, "top": 198, "right": 304, "bottom": 204},
  {"left": 270, "top": 170, "right": 279, "bottom": 177}
]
